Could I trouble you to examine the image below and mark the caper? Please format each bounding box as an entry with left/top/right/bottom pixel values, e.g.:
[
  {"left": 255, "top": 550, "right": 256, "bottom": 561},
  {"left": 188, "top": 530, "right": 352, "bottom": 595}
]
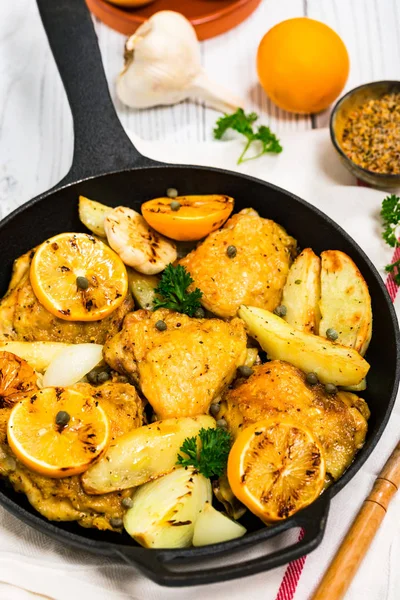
[
  {"left": 306, "top": 372, "right": 319, "bottom": 386},
  {"left": 167, "top": 187, "right": 178, "bottom": 198},
  {"left": 274, "top": 305, "right": 287, "bottom": 317},
  {"left": 237, "top": 365, "right": 254, "bottom": 378},
  {"left": 87, "top": 369, "right": 99, "bottom": 384},
  {"left": 216, "top": 418, "right": 227, "bottom": 429},
  {"left": 110, "top": 517, "right": 124, "bottom": 528},
  {"left": 295, "top": 279, "right": 302, "bottom": 285},
  {"left": 55, "top": 410, "right": 70, "bottom": 427},
  {"left": 194, "top": 307, "right": 205, "bottom": 319},
  {"left": 76, "top": 276, "right": 89, "bottom": 290},
  {"left": 155, "top": 320, "right": 167, "bottom": 331},
  {"left": 326, "top": 328, "right": 339, "bottom": 341},
  {"left": 97, "top": 371, "right": 111, "bottom": 383},
  {"left": 226, "top": 245, "right": 237, "bottom": 258},
  {"left": 325, "top": 383, "right": 338, "bottom": 395},
  {"left": 170, "top": 200, "right": 181, "bottom": 211},
  {"left": 210, "top": 403, "right": 220, "bottom": 417},
  {"left": 121, "top": 497, "right": 134, "bottom": 509}
]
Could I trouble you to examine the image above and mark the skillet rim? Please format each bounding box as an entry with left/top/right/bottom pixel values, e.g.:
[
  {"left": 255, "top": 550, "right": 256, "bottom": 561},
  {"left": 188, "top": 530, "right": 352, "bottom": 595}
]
[{"left": 0, "top": 162, "right": 398, "bottom": 560}]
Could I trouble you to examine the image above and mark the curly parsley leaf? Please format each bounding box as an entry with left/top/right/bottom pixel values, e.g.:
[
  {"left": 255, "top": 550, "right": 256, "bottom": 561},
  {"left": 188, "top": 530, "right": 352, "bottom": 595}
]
[
  {"left": 213, "top": 109, "right": 282, "bottom": 164},
  {"left": 381, "top": 194, "right": 400, "bottom": 280},
  {"left": 213, "top": 109, "right": 258, "bottom": 141},
  {"left": 177, "top": 427, "right": 231, "bottom": 478},
  {"left": 385, "top": 258, "right": 400, "bottom": 285},
  {"left": 381, "top": 194, "right": 400, "bottom": 247},
  {"left": 153, "top": 264, "right": 202, "bottom": 317}
]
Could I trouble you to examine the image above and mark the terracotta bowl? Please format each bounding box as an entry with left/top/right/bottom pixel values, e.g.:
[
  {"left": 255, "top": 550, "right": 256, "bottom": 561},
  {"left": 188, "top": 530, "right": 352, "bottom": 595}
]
[
  {"left": 330, "top": 80, "right": 400, "bottom": 189},
  {"left": 86, "top": 0, "right": 263, "bottom": 40}
]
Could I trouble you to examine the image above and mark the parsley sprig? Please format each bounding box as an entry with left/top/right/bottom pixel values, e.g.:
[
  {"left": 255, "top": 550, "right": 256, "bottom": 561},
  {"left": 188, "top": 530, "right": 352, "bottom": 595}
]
[
  {"left": 177, "top": 427, "right": 231, "bottom": 478},
  {"left": 385, "top": 259, "right": 400, "bottom": 284},
  {"left": 381, "top": 194, "right": 400, "bottom": 247},
  {"left": 381, "top": 194, "right": 400, "bottom": 284},
  {"left": 213, "top": 108, "right": 282, "bottom": 164},
  {"left": 153, "top": 264, "right": 202, "bottom": 316}
]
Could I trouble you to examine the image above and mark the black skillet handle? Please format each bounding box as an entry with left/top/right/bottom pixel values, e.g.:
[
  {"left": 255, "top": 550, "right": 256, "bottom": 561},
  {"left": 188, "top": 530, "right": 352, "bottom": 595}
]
[
  {"left": 36, "top": 0, "right": 158, "bottom": 188},
  {"left": 115, "top": 496, "right": 330, "bottom": 587}
]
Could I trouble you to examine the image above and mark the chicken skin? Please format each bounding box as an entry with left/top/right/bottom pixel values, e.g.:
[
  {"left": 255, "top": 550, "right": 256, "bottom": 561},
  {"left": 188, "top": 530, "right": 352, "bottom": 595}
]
[
  {"left": 104, "top": 308, "right": 248, "bottom": 419},
  {"left": 223, "top": 360, "right": 369, "bottom": 484},
  {"left": 0, "top": 250, "right": 133, "bottom": 344},
  {"left": 180, "top": 210, "right": 296, "bottom": 318},
  {"left": 0, "top": 381, "right": 145, "bottom": 530}
]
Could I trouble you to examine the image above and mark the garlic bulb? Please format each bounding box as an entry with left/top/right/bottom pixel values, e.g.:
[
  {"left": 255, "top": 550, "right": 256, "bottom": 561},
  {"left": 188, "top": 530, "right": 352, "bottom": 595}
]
[{"left": 117, "top": 11, "right": 244, "bottom": 113}]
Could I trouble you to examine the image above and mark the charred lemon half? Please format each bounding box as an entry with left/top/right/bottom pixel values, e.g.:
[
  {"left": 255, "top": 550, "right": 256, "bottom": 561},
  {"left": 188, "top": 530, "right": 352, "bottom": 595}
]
[{"left": 227, "top": 419, "right": 325, "bottom": 522}]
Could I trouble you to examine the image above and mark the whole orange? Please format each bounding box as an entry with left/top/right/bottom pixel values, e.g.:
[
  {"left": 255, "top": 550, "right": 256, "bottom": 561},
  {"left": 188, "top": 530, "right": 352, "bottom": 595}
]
[{"left": 257, "top": 18, "right": 349, "bottom": 114}]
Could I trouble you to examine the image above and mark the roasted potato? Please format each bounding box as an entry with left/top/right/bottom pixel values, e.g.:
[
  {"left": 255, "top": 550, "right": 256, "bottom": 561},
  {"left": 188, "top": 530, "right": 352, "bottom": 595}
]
[
  {"left": 0, "top": 341, "right": 72, "bottom": 372},
  {"left": 82, "top": 415, "right": 216, "bottom": 495},
  {"left": 128, "top": 268, "right": 159, "bottom": 310},
  {"left": 78, "top": 196, "right": 111, "bottom": 238},
  {"left": 238, "top": 305, "right": 370, "bottom": 386},
  {"left": 124, "top": 467, "right": 212, "bottom": 549},
  {"left": 282, "top": 248, "right": 321, "bottom": 333},
  {"left": 319, "top": 251, "right": 372, "bottom": 356}
]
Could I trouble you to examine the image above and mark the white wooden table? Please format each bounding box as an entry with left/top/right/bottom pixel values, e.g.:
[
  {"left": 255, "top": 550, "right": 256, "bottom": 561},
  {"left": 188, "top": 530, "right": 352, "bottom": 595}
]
[{"left": 1, "top": 0, "right": 400, "bottom": 214}]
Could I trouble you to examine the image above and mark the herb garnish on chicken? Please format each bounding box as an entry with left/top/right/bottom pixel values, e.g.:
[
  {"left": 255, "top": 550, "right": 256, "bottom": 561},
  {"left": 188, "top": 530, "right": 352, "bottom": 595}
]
[
  {"left": 177, "top": 427, "right": 231, "bottom": 478},
  {"left": 153, "top": 264, "right": 203, "bottom": 316}
]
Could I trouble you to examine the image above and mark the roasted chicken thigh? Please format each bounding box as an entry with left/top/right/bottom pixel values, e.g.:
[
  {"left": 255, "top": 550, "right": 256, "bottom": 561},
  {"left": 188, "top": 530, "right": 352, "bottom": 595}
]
[
  {"left": 223, "top": 360, "right": 369, "bottom": 484},
  {"left": 180, "top": 210, "right": 296, "bottom": 318},
  {"left": 104, "top": 308, "right": 248, "bottom": 419}
]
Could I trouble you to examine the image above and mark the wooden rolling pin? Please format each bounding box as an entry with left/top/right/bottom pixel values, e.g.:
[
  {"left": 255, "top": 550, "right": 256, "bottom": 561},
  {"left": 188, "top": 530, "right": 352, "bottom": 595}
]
[{"left": 311, "top": 441, "right": 400, "bottom": 600}]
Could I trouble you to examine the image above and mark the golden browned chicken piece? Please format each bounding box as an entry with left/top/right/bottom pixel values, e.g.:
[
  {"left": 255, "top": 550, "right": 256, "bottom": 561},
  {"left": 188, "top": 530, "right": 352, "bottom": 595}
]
[
  {"left": 0, "top": 373, "right": 145, "bottom": 530},
  {"left": 0, "top": 250, "right": 133, "bottom": 344},
  {"left": 223, "top": 360, "right": 369, "bottom": 484},
  {"left": 180, "top": 210, "right": 296, "bottom": 318},
  {"left": 104, "top": 308, "right": 247, "bottom": 419}
]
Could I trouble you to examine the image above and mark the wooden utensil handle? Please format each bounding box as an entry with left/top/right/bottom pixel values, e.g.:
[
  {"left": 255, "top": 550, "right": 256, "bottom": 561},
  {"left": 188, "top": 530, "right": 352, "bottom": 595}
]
[{"left": 312, "top": 441, "right": 400, "bottom": 600}]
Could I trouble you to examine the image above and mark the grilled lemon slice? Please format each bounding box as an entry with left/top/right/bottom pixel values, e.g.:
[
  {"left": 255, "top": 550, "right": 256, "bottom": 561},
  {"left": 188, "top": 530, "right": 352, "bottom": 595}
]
[
  {"left": 227, "top": 419, "right": 325, "bottom": 522},
  {"left": 7, "top": 387, "right": 110, "bottom": 477},
  {"left": 30, "top": 233, "right": 128, "bottom": 321}
]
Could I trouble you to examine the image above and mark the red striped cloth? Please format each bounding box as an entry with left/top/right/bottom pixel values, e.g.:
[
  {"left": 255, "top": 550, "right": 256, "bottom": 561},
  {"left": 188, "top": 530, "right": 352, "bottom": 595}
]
[{"left": 274, "top": 191, "right": 399, "bottom": 600}]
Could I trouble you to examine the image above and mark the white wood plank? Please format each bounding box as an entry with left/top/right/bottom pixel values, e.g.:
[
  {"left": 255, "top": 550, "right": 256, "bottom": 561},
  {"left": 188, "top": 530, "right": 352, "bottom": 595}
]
[{"left": 0, "top": 0, "right": 72, "bottom": 204}]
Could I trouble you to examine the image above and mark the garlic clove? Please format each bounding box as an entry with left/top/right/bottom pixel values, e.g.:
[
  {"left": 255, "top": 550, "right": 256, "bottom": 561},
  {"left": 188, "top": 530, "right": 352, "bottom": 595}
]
[{"left": 116, "top": 10, "right": 244, "bottom": 113}]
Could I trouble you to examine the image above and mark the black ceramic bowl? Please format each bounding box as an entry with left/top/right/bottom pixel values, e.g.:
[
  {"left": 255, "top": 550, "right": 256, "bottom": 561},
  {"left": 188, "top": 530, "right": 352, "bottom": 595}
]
[{"left": 330, "top": 80, "right": 400, "bottom": 189}]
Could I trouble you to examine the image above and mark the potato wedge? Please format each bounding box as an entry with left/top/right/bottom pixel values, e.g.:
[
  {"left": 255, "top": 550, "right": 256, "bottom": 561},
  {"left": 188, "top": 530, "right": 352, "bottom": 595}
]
[
  {"left": 319, "top": 251, "right": 372, "bottom": 356},
  {"left": 282, "top": 248, "right": 321, "bottom": 333},
  {"left": 238, "top": 305, "right": 370, "bottom": 386},
  {"left": 81, "top": 415, "right": 216, "bottom": 495},
  {"left": 78, "top": 196, "right": 111, "bottom": 238},
  {"left": 0, "top": 342, "right": 72, "bottom": 372},
  {"left": 128, "top": 268, "right": 159, "bottom": 310},
  {"left": 124, "top": 467, "right": 211, "bottom": 549}
]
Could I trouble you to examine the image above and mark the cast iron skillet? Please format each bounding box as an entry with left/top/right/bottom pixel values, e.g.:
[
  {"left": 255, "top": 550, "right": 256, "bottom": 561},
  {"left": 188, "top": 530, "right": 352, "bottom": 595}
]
[{"left": 0, "top": 0, "right": 398, "bottom": 587}]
